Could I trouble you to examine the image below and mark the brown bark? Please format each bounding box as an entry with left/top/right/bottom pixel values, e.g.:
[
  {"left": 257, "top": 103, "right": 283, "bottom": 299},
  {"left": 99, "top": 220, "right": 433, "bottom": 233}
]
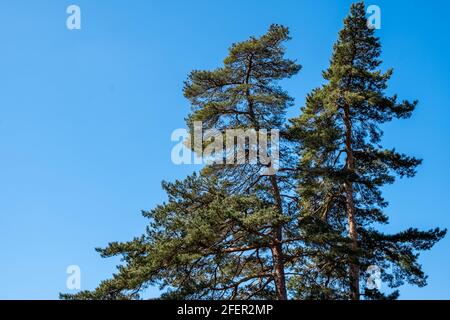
[
  {"left": 343, "top": 103, "right": 360, "bottom": 300},
  {"left": 269, "top": 175, "right": 288, "bottom": 300},
  {"left": 244, "top": 54, "right": 287, "bottom": 300}
]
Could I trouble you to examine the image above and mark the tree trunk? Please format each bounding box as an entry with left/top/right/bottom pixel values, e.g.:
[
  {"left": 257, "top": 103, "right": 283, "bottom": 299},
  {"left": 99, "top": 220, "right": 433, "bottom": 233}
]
[
  {"left": 343, "top": 103, "right": 360, "bottom": 300},
  {"left": 269, "top": 175, "right": 288, "bottom": 300},
  {"left": 270, "top": 230, "right": 287, "bottom": 300},
  {"left": 244, "top": 54, "right": 287, "bottom": 300}
]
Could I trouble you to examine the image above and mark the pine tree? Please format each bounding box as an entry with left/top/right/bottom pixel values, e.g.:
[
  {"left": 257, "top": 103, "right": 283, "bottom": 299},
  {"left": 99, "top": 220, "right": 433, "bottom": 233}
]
[
  {"left": 61, "top": 24, "right": 303, "bottom": 300},
  {"left": 182, "top": 24, "right": 301, "bottom": 299},
  {"left": 288, "top": 1, "right": 446, "bottom": 300}
]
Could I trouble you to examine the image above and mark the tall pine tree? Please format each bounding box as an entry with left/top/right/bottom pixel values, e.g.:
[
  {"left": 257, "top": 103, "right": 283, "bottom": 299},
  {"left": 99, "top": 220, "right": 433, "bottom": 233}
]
[
  {"left": 182, "top": 24, "right": 301, "bottom": 299},
  {"left": 61, "top": 24, "right": 303, "bottom": 300},
  {"left": 288, "top": 1, "right": 446, "bottom": 300}
]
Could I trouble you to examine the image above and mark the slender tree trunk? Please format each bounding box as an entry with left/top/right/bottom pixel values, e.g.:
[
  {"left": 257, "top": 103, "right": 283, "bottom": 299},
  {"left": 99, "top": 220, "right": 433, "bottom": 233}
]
[
  {"left": 270, "top": 229, "right": 287, "bottom": 300},
  {"left": 244, "top": 54, "right": 287, "bottom": 300},
  {"left": 269, "top": 175, "right": 288, "bottom": 300},
  {"left": 343, "top": 104, "right": 360, "bottom": 300}
]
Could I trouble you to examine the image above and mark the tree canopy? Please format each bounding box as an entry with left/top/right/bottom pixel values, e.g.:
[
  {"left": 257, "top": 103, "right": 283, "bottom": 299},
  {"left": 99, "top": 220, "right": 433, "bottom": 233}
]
[{"left": 61, "top": 2, "right": 446, "bottom": 301}]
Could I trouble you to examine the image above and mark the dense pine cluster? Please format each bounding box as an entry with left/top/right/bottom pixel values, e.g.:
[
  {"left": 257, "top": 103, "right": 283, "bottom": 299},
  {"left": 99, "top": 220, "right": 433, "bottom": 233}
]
[{"left": 61, "top": 2, "right": 446, "bottom": 300}]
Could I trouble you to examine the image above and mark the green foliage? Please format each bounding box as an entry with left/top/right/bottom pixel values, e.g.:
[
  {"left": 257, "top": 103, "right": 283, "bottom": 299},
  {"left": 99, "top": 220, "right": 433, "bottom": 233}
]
[
  {"left": 184, "top": 24, "right": 300, "bottom": 132},
  {"left": 287, "top": 1, "right": 446, "bottom": 299},
  {"left": 61, "top": 2, "right": 446, "bottom": 300}
]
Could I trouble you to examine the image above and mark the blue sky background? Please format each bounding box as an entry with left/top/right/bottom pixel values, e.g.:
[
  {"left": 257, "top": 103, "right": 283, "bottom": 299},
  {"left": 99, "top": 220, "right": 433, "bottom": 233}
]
[{"left": 0, "top": 0, "right": 449, "bottom": 299}]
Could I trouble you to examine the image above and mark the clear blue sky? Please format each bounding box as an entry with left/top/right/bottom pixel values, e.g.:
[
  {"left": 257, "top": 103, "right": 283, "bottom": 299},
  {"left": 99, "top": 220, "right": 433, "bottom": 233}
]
[{"left": 0, "top": 0, "right": 449, "bottom": 299}]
